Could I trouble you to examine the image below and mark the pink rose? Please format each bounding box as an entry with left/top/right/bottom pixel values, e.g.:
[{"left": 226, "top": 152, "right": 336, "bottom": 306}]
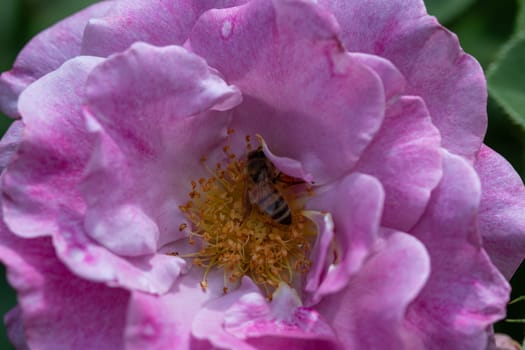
[{"left": 1, "top": 1, "right": 524, "bottom": 349}]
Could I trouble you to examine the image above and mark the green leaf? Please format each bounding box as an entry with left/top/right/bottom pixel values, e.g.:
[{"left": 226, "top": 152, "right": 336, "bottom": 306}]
[
  {"left": 488, "top": 32, "right": 525, "bottom": 127},
  {"left": 424, "top": 0, "right": 476, "bottom": 23}
]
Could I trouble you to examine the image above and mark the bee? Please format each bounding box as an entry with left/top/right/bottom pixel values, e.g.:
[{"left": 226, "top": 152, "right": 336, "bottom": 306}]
[{"left": 243, "top": 148, "right": 302, "bottom": 225}]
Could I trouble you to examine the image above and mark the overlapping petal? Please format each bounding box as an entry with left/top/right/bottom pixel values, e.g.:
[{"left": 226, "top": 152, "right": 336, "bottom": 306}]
[
  {"left": 475, "top": 145, "right": 525, "bottom": 279},
  {"left": 2, "top": 56, "right": 103, "bottom": 238},
  {"left": 407, "top": 151, "right": 510, "bottom": 350},
  {"left": 125, "top": 271, "right": 247, "bottom": 350},
  {"left": 305, "top": 173, "right": 384, "bottom": 303},
  {"left": 81, "top": 0, "right": 246, "bottom": 58},
  {"left": 189, "top": 0, "right": 385, "bottom": 184},
  {"left": 0, "top": 0, "right": 522, "bottom": 349},
  {"left": 0, "top": 1, "right": 113, "bottom": 117},
  {"left": 355, "top": 95, "right": 442, "bottom": 232},
  {"left": 317, "top": 232, "right": 430, "bottom": 349},
  {"left": 82, "top": 42, "right": 241, "bottom": 250},
  {"left": 53, "top": 214, "right": 186, "bottom": 295},
  {"left": 320, "top": 0, "right": 487, "bottom": 160},
  {"left": 0, "top": 224, "right": 129, "bottom": 350}
]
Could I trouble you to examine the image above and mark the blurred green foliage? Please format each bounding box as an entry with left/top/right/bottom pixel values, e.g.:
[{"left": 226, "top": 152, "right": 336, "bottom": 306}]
[{"left": 0, "top": 0, "right": 525, "bottom": 348}]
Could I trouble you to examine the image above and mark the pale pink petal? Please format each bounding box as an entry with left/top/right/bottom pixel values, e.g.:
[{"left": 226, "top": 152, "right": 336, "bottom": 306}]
[
  {"left": 0, "top": 226, "right": 129, "bottom": 350},
  {"left": 317, "top": 232, "right": 430, "bottom": 349},
  {"left": 81, "top": 0, "right": 245, "bottom": 57},
  {"left": 125, "top": 271, "right": 255, "bottom": 350},
  {"left": 189, "top": 0, "right": 385, "bottom": 184},
  {"left": 407, "top": 151, "right": 510, "bottom": 350},
  {"left": 0, "top": 1, "right": 113, "bottom": 117},
  {"left": 355, "top": 95, "right": 442, "bottom": 232},
  {"left": 319, "top": 0, "right": 486, "bottom": 159},
  {"left": 475, "top": 145, "right": 525, "bottom": 279},
  {"left": 2, "top": 56, "right": 103, "bottom": 238},
  {"left": 305, "top": 173, "right": 384, "bottom": 303},
  {"left": 82, "top": 42, "right": 241, "bottom": 251}
]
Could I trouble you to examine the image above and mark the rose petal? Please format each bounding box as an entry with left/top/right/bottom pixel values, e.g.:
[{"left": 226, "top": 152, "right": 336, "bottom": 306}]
[
  {"left": 347, "top": 52, "right": 406, "bottom": 101},
  {"left": 0, "top": 120, "right": 24, "bottom": 172},
  {"left": 82, "top": 42, "right": 241, "bottom": 252},
  {"left": 355, "top": 95, "right": 442, "bottom": 232},
  {"left": 316, "top": 232, "right": 430, "bottom": 349},
  {"left": 223, "top": 284, "right": 340, "bottom": 350},
  {"left": 407, "top": 150, "right": 510, "bottom": 349},
  {"left": 53, "top": 214, "right": 186, "bottom": 295},
  {"left": 190, "top": 0, "right": 385, "bottom": 184},
  {"left": 2, "top": 56, "right": 103, "bottom": 238},
  {"left": 4, "top": 307, "right": 28, "bottom": 350},
  {"left": 320, "top": 0, "right": 486, "bottom": 159},
  {"left": 0, "top": 1, "right": 112, "bottom": 117},
  {"left": 125, "top": 271, "right": 254, "bottom": 350},
  {"left": 0, "top": 225, "right": 129, "bottom": 350},
  {"left": 474, "top": 145, "right": 525, "bottom": 279},
  {"left": 306, "top": 173, "right": 384, "bottom": 303},
  {"left": 81, "top": 0, "right": 245, "bottom": 57}
]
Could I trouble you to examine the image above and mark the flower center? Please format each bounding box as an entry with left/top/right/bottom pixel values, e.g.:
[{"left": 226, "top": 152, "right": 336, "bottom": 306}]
[{"left": 177, "top": 132, "right": 316, "bottom": 295}]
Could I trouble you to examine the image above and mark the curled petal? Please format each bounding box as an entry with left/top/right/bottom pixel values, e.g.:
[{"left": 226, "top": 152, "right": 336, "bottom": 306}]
[
  {"left": 81, "top": 0, "right": 245, "bottom": 57},
  {"left": 320, "top": 0, "right": 487, "bottom": 159},
  {"left": 407, "top": 151, "right": 510, "bottom": 349},
  {"left": 0, "top": 120, "right": 24, "bottom": 172},
  {"left": 190, "top": 0, "right": 385, "bottom": 184},
  {"left": 0, "top": 1, "right": 112, "bottom": 117},
  {"left": 53, "top": 214, "right": 186, "bottom": 295},
  {"left": 356, "top": 95, "right": 442, "bottom": 232},
  {"left": 126, "top": 272, "right": 255, "bottom": 350},
  {"left": 2, "top": 56, "right": 103, "bottom": 238},
  {"left": 306, "top": 173, "right": 384, "bottom": 303},
  {"left": 317, "top": 232, "right": 430, "bottom": 349},
  {"left": 475, "top": 145, "right": 525, "bottom": 279},
  {"left": 82, "top": 42, "right": 241, "bottom": 250}
]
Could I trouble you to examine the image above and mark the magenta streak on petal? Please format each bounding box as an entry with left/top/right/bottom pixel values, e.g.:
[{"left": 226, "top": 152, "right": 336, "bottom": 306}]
[
  {"left": 407, "top": 151, "right": 510, "bottom": 350},
  {"left": 2, "top": 56, "right": 103, "bottom": 239}
]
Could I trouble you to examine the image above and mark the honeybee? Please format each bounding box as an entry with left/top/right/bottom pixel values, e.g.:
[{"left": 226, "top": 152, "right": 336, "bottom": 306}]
[{"left": 243, "top": 148, "right": 303, "bottom": 225}]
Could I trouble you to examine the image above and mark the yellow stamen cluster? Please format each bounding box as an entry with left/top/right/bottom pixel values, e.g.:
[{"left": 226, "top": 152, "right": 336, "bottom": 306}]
[{"left": 177, "top": 135, "right": 316, "bottom": 294}]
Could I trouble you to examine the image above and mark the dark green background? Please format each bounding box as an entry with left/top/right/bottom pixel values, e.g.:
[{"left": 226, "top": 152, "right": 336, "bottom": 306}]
[{"left": 0, "top": 0, "right": 524, "bottom": 348}]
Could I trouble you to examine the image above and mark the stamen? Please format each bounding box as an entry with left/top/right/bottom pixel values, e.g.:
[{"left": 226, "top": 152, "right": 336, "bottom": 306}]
[{"left": 176, "top": 132, "right": 317, "bottom": 295}]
